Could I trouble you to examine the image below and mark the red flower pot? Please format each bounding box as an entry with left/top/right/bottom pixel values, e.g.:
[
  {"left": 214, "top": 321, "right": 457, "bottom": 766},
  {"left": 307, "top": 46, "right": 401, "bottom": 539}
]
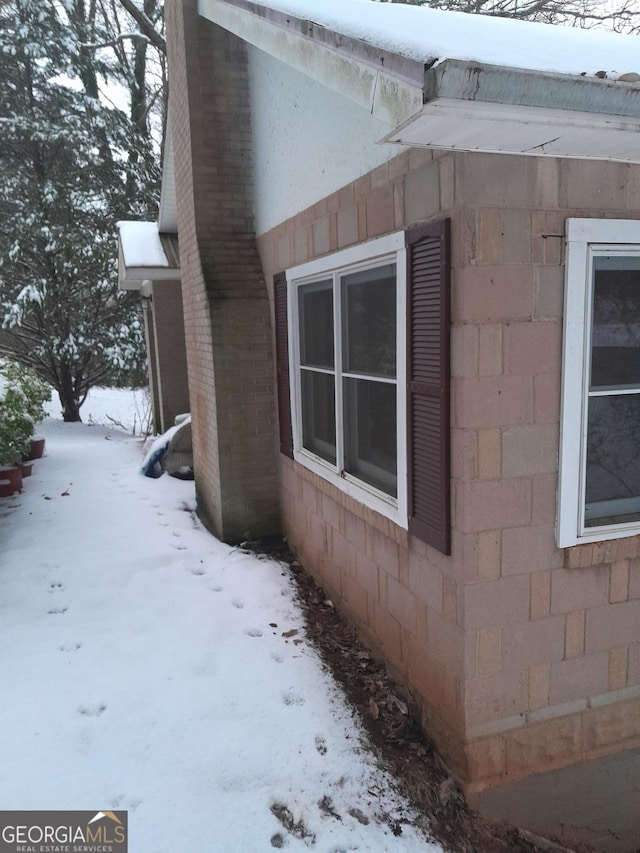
[
  {"left": 0, "top": 465, "right": 23, "bottom": 497},
  {"left": 23, "top": 436, "right": 45, "bottom": 462}
]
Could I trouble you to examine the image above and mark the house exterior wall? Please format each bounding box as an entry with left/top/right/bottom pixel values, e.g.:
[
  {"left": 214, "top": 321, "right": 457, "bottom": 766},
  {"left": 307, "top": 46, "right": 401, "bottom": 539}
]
[
  {"left": 256, "top": 146, "right": 640, "bottom": 792},
  {"left": 246, "top": 45, "right": 398, "bottom": 235},
  {"left": 149, "top": 280, "right": 190, "bottom": 433},
  {"left": 165, "top": 0, "right": 279, "bottom": 541}
]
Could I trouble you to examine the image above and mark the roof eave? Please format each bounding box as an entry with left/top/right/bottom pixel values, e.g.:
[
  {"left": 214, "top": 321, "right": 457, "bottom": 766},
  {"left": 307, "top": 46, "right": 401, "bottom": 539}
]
[
  {"left": 383, "top": 60, "right": 640, "bottom": 162},
  {"left": 201, "top": 0, "right": 640, "bottom": 163}
]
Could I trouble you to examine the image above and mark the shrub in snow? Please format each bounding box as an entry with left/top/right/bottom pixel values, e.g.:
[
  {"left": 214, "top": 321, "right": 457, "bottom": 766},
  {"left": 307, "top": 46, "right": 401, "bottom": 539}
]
[{"left": 0, "top": 362, "right": 50, "bottom": 466}]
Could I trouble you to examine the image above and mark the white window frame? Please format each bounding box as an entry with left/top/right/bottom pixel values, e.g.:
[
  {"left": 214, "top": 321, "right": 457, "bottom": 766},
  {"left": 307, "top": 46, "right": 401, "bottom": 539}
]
[
  {"left": 558, "top": 218, "right": 640, "bottom": 547},
  {"left": 287, "top": 232, "right": 408, "bottom": 528}
]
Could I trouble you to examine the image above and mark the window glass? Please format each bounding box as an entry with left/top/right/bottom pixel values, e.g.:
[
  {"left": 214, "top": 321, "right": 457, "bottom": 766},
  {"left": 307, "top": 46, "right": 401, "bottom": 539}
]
[
  {"left": 342, "top": 265, "right": 396, "bottom": 377},
  {"left": 300, "top": 370, "right": 336, "bottom": 464},
  {"left": 299, "top": 280, "right": 334, "bottom": 369},
  {"left": 343, "top": 378, "right": 397, "bottom": 496},
  {"left": 590, "top": 258, "right": 640, "bottom": 389},
  {"left": 585, "top": 395, "right": 640, "bottom": 526}
]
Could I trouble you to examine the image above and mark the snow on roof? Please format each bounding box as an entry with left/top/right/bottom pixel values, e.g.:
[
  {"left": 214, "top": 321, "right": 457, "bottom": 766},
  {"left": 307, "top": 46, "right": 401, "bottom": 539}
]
[
  {"left": 117, "top": 220, "right": 171, "bottom": 269},
  {"left": 251, "top": 0, "right": 640, "bottom": 81}
]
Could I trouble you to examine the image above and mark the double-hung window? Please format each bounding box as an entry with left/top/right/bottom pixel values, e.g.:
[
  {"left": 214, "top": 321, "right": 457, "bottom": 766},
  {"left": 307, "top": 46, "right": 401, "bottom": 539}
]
[
  {"left": 288, "top": 233, "right": 407, "bottom": 525},
  {"left": 274, "top": 221, "right": 451, "bottom": 554},
  {"left": 558, "top": 218, "right": 640, "bottom": 547}
]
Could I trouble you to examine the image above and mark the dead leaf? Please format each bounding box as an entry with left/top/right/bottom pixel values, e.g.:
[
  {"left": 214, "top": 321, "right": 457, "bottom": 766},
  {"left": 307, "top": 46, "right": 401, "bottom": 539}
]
[
  {"left": 61, "top": 490, "right": 70, "bottom": 496},
  {"left": 282, "top": 628, "right": 298, "bottom": 638},
  {"left": 367, "top": 698, "right": 379, "bottom": 720}
]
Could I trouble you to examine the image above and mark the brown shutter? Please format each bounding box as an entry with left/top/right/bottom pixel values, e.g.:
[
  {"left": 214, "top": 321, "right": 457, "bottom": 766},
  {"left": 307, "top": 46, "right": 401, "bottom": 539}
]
[
  {"left": 274, "top": 271, "right": 293, "bottom": 459},
  {"left": 406, "top": 219, "right": 451, "bottom": 555}
]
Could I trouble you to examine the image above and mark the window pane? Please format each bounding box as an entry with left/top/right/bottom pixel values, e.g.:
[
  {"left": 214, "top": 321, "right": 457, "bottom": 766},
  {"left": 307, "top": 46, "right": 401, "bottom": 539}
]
[
  {"left": 301, "top": 370, "right": 336, "bottom": 464},
  {"left": 299, "top": 280, "right": 334, "bottom": 369},
  {"left": 585, "top": 394, "right": 640, "bottom": 526},
  {"left": 343, "top": 377, "right": 396, "bottom": 496},
  {"left": 590, "top": 259, "right": 640, "bottom": 388},
  {"left": 342, "top": 264, "right": 396, "bottom": 377}
]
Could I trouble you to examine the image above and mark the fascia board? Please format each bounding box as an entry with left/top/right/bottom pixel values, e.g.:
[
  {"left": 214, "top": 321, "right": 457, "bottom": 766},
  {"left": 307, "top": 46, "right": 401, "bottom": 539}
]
[{"left": 198, "top": 0, "right": 424, "bottom": 129}]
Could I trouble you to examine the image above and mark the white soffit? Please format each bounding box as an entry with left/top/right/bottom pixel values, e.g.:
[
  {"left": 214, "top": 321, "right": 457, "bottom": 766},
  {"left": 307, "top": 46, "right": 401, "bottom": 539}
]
[
  {"left": 158, "top": 114, "right": 178, "bottom": 233},
  {"left": 385, "top": 98, "right": 640, "bottom": 162},
  {"left": 201, "top": 0, "right": 640, "bottom": 163},
  {"left": 384, "top": 61, "right": 640, "bottom": 162},
  {"left": 198, "top": 0, "right": 424, "bottom": 129},
  {"left": 116, "top": 222, "right": 180, "bottom": 292}
]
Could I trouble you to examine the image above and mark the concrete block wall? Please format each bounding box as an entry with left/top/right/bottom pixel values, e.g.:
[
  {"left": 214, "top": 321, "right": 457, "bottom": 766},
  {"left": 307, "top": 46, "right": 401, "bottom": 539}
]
[
  {"left": 451, "top": 151, "right": 640, "bottom": 792},
  {"left": 150, "top": 280, "right": 189, "bottom": 433},
  {"left": 166, "top": 0, "right": 279, "bottom": 541},
  {"left": 257, "top": 146, "right": 640, "bottom": 787}
]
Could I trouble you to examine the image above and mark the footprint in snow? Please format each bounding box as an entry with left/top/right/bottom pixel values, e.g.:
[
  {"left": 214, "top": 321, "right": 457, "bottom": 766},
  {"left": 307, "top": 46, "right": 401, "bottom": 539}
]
[
  {"left": 49, "top": 582, "right": 64, "bottom": 592},
  {"left": 190, "top": 567, "right": 206, "bottom": 576},
  {"left": 59, "top": 642, "right": 82, "bottom": 653},
  {"left": 315, "top": 736, "right": 328, "bottom": 755},
  {"left": 111, "top": 795, "right": 143, "bottom": 811},
  {"left": 282, "top": 692, "right": 305, "bottom": 707},
  {"left": 47, "top": 607, "right": 67, "bottom": 615},
  {"left": 231, "top": 599, "right": 244, "bottom": 609},
  {"left": 271, "top": 652, "right": 284, "bottom": 663},
  {"left": 78, "top": 703, "right": 107, "bottom": 717},
  {"left": 207, "top": 584, "right": 223, "bottom": 592},
  {"left": 170, "top": 543, "right": 187, "bottom": 551},
  {"left": 245, "top": 628, "right": 263, "bottom": 638}
]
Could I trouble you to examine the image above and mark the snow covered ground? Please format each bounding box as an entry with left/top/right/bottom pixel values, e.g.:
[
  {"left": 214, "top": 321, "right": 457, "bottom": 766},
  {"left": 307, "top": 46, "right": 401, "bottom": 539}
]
[{"left": 0, "top": 389, "right": 443, "bottom": 852}]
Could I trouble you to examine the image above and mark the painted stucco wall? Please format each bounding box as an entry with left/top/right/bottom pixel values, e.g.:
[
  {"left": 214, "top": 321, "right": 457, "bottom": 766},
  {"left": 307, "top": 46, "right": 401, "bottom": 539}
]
[{"left": 247, "top": 45, "right": 399, "bottom": 236}]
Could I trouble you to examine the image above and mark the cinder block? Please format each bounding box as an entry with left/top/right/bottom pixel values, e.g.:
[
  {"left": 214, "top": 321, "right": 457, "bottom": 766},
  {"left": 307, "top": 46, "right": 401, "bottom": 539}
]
[
  {"left": 531, "top": 474, "right": 557, "bottom": 526},
  {"left": 478, "top": 429, "right": 501, "bottom": 480},
  {"left": 502, "top": 615, "right": 564, "bottom": 671},
  {"left": 530, "top": 570, "right": 551, "bottom": 620},
  {"left": 455, "top": 266, "right": 535, "bottom": 323},
  {"left": 455, "top": 375, "right": 534, "bottom": 429},
  {"left": 565, "top": 610, "right": 585, "bottom": 658},
  {"left": 533, "top": 373, "right": 561, "bottom": 425},
  {"left": 466, "top": 668, "right": 529, "bottom": 727},
  {"left": 451, "top": 324, "right": 479, "bottom": 378},
  {"left": 583, "top": 696, "right": 640, "bottom": 751},
  {"left": 404, "top": 160, "right": 440, "bottom": 225},
  {"left": 477, "top": 530, "right": 501, "bottom": 581},
  {"left": 386, "top": 575, "right": 417, "bottom": 633},
  {"left": 458, "top": 478, "right": 532, "bottom": 533},
  {"left": 585, "top": 599, "right": 640, "bottom": 653},
  {"left": 478, "top": 324, "right": 503, "bottom": 377},
  {"left": 502, "top": 209, "right": 531, "bottom": 265},
  {"left": 502, "top": 525, "right": 563, "bottom": 575},
  {"left": 465, "top": 575, "right": 531, "bottom": 630},
  {"left": 505, "top": 715, "right": 581, "bottom": 776},
  {"left": 504, "top": 321, "right": 562, "bottom": 376},
  {"left": 478, "top": 209, "right": 503, "bottom": 265},
  {"left": 528, "top": 662, "right": 550, "bottom": 710},
  {"left": 466, "top": 735, "right": 506, "bottom": 781},
  {"left": 549, "top": 651, "right": 609, "bottom": 704},
  {"left": 560, "top": 159, "right": 627, "bottom": 210},
  {"left": 366, "top": 183, "right": 395, "bottom": 238},
  {"left": 609, "top": 646, "right": 629, "bottom": 691},
  {"left": 477, "top": 627, "right": 502, "bottom": 676},
  {"left": 610, "top": 560, "right": 630, "bottom": 603},
  {"left": 551, "top": 565, "right": 610, "bottom": 614},
  {"left": 535, "top": 265, "right": 564, "bottom": 320}
]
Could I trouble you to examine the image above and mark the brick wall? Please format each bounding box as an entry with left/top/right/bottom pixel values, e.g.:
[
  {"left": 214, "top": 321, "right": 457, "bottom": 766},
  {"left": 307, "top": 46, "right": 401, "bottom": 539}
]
[
  {"left": 166, "top": 0, "right": 278, "bottom": 541},
  {"left": 257, "top": 146, "right": 640, "bottom": 787},
  {"left": 150, "top": 280, "right": 189, "bottom": 433}
]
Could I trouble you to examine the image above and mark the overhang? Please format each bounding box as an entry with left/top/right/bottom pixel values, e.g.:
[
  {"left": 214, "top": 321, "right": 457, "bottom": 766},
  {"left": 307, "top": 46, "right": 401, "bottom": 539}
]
[
  {"left": 199, "top": 0, "right": 640, "bottom": 163},
  {"left": 116, "top": 221, "right": 180, "bottom": 292}
]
